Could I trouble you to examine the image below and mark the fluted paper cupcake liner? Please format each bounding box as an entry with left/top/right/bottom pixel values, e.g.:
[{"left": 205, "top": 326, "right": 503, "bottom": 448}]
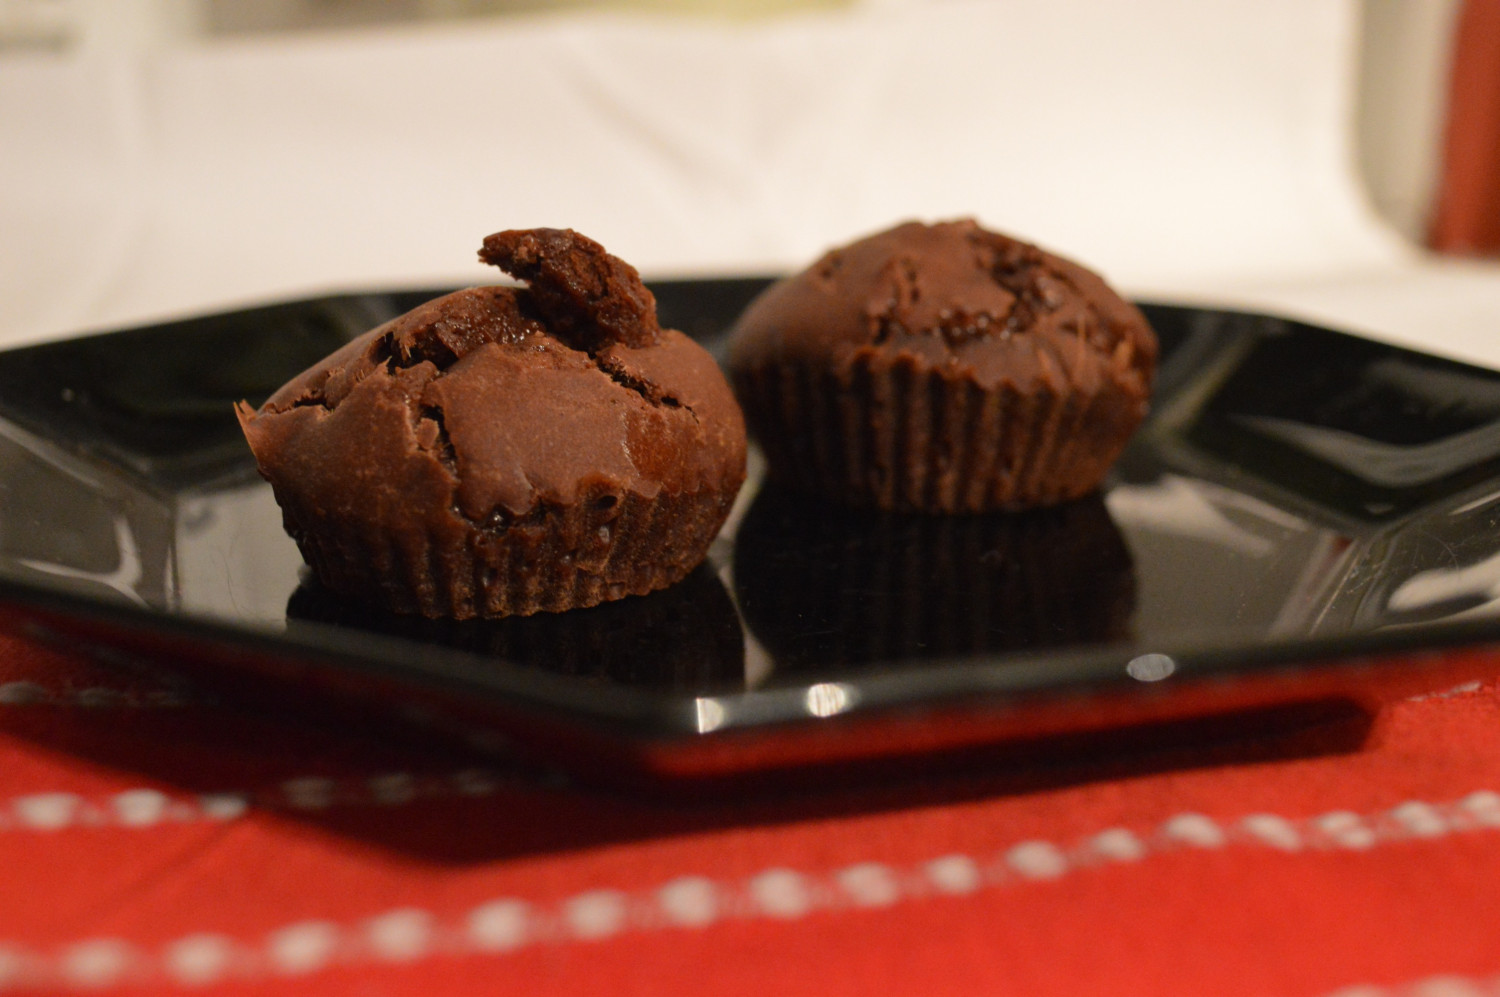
[
  {"left": 735, "top": 352, "right": 1142, "bottom": 513},
  {"left": 276, "top": 486, "right": 734, "bottom": 619}
]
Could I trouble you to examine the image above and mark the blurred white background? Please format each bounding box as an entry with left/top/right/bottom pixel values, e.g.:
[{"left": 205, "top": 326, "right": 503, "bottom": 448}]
[{"left": 2, "top": 0, "right": 1497, "bottom": 366}]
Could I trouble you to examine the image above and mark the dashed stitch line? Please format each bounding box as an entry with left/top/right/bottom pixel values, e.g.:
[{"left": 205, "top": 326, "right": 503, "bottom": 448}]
[
  {"left": 1322, "top": 972, "right": 1500, "bottom": 997},
  {"left": 1405, "top": 680, "right": 1488, "bottom": 703},
  {"left": 0, "top": 680, "right": 196, "bottom": 709},
  {"left": 0, "top": 769, "right": 517, "bottom": 832},
  {"left": 3, "top": 790, "right": 1500, "bottom": 990}
]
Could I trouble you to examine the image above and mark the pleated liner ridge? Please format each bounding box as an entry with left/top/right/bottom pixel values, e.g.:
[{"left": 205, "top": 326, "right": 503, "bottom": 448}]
[
  {"left": 282, "top": 486, "right": 734, "bottom": 619},
  {"left": 735, "top": 349, "right": 1141, "bottom": 513}
]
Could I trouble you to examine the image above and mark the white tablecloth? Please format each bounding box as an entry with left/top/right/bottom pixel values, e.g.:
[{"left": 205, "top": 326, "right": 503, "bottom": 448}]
[{"left": 3, "top": 0, "right": 1498, "bottom": 367}]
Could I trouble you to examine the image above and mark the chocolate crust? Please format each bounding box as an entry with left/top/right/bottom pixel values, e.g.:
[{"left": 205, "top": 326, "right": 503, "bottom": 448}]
[
  {"left": 727, "top": 219, "right": 1157, "bottom": 512},
  {"left": 238, "top": 228, "right": 747, "bottom": 618}
]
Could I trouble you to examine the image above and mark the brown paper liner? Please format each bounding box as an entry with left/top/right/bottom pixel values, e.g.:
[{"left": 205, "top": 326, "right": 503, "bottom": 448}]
[
  {"left": 277, "top": 486, "right": 735, "bottom": 619},
  {"left": 734, "top": 351, "right": 1142, "bottom": 513}
]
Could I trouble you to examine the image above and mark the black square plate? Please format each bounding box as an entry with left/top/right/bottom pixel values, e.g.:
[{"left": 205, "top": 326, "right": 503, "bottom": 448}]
[{"left": 2, "top": 280, "right": 1500, "bottom": 787}]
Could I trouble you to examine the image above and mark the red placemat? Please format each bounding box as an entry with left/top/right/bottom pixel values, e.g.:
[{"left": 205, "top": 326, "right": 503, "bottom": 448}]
[{"left": 1, "top": 631, "right": 1499, "bottom": 996}]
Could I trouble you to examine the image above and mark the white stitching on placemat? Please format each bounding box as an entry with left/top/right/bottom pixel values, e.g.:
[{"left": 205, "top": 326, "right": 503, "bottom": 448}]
[
  {"left": 0, "top": 768, "right": 516, "bottom": 831},
  {"left": 4, "top": 790, "right": 1500, "bottom": 990},
  {"left": 0, "top": 680, "right": 195, "bottom": 709},
  {"left": 1405, "top": 680, "right": 1488, "bottom": 703},
  {"left": 1322, "top": 972, "right": 1500, "bottom": 997}
]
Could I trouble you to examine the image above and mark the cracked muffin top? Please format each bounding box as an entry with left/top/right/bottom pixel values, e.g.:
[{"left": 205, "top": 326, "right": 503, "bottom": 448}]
[
  {"left": 239, "top": 228, "right": 745, "bottom": 532},
  {"left": 728, "top": 218, "right": 1156, "bottom": 393},
  {"left": 723, "top": 219, "right": 1157, "bottom": 513}
]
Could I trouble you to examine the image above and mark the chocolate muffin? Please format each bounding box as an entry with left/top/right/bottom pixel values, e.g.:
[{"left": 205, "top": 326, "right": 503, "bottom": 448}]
[
  {"left": 237, "top": 228, "right": 747, "bottom": 618},
  {"left": 727, "top": 219, "right": 1157, "bottom": 512}
]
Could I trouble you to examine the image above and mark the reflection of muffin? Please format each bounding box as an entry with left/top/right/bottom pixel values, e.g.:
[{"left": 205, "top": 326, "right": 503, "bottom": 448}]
[
  {"left": 733, "top": 485, "right": 1135, "bottom": 671},
  {"left": 287, "top": 564, "right": 745, "bottom": 693},
  {"left": 238, "top": 229, "right": 747, "bottom": 619},
  {"left": 727, "top": 219, "right": 1156, "bottom": 512}
]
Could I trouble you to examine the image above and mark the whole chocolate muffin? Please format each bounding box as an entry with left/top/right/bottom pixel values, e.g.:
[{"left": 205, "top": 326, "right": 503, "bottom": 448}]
[
  {"left": 237, "top": 228, "right": 747, "bottom": 618},
  {"left": 727, "top": 219, "right": 1157, "bottom": 512}
]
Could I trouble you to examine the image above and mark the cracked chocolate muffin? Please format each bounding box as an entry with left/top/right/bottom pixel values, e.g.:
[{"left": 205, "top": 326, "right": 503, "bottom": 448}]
[
  {"left": 237, "top": 228, "right": 747, "bottom": 618},
  {"left": 727, "top": 219, "right": 1157, "bottom": 512}
]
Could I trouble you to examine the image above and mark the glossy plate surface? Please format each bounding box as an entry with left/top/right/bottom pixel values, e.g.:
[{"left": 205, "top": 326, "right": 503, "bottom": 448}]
[{"left": 3, "top": 281, "right": 1500, "bottom": 782}]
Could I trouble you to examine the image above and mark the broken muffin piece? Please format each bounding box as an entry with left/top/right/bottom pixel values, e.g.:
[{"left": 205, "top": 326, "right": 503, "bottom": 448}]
[{"left": 237, "top": 228, "right": 747, "bottom": 618}]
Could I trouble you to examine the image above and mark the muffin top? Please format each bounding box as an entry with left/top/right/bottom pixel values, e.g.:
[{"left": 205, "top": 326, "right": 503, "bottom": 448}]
[
  {"left": 728, "top": 219, "right": 1157, "bottom": 394},
  {"left": 239, "top": 228, "right": 746, "bottom": 528}
]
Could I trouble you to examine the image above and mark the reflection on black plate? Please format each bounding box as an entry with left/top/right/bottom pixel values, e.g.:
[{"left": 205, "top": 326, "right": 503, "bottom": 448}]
[
  {"left": 286, "top": 564, "right": 745, "bottom": 693},
  {"left": 1184, "top": 319, "right": 1500, "bottom": 520},
  {"left": 4, "top": 285, "right": 1500, "bottom": 782},
  {"left": 735, "top": 487, "right": 1134, "bottom": 671}
]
